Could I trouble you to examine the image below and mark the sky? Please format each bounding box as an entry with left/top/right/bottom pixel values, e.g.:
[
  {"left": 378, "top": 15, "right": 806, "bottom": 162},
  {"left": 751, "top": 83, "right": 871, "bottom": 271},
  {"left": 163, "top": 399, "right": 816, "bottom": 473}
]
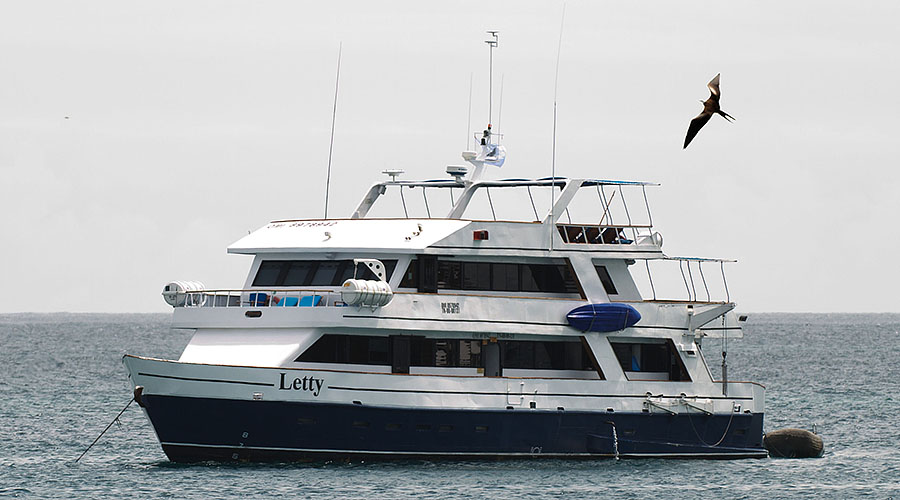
[{"left": 1, "top": 1, "right": 898, "bottom": 313}]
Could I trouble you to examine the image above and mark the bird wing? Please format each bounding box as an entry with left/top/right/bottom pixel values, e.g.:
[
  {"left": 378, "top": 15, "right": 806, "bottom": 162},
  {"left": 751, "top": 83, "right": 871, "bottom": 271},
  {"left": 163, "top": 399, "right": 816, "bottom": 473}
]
[
  {"left": 683, "top": 112, "right": 712, "bottom": 149},
  {"left": 707, "top": 73, "right": 721, "bottom": 97}
]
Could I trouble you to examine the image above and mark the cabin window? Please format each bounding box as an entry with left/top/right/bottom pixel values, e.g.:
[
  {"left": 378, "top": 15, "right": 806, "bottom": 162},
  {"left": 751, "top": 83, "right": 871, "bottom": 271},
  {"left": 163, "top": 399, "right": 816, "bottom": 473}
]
[
  {"left": 253, "top": 260, "right": 397, "bottom": 287},
  {"left": 492, "top": 263, "right": 520, "bottom": 292},
  {"left": 436, "top": 260, "right": 462, "bottom": 289},
  {"left": 253, "top": 261, "right": 284, "bottom": 286},
  {"left": 296, "top": 334, "right": 390, "bottom": 365},
  {"left": 594, "top": 265, "right": 618, "bottom": 295},
  {"left": 418, "top": 256, "right": 438, "bottom": 293},
  {"left": 297, "top": 335, "right": 596, "bottom": 374},
  {"left": 410, "top": 338, "right": 483, "bottom": 368},
  {"left": 610, "top": 340, "right": 690, "bottom": 381},
  {"left": 400, "top": 259, "right": 579, "bottom": 294},
  {"left": 400, "top": 261, "right": 417, "bottom": 288},
  {"left": 501, "top": 340, "right": 594, "bottom": 371}
]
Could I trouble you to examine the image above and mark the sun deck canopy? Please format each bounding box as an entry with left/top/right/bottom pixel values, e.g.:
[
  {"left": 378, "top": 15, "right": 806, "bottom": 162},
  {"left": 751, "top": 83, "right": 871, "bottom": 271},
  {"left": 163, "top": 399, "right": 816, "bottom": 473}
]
[
  {"left": 227, "top": 218, "right": 470, "bottom": 255},
  {"left": 352, "top": 176, "right": 658, "bottom": 222}
]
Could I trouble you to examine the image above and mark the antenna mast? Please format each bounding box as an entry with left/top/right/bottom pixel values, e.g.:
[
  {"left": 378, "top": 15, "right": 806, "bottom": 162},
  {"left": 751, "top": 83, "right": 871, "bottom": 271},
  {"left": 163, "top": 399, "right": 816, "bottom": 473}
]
[
  {"left": 466, "top": 73, "right": 473, "bottom": 150},
  {"left": 486, "top": 31, "right": 499, "bottom": 127},
  {"left": 324, "top": 42, "right": 342, "bottom": 219},
  {"left": 549, "top": 6, "right": 566, "bottom": 251}
]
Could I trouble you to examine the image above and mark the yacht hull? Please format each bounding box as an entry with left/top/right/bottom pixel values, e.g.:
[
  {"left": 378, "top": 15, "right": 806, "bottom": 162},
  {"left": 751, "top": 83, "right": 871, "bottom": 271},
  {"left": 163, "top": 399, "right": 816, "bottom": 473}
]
[
  {"left": 125, "top": 356, "right": 766, "bottom": 461},
  {"left": 146, "top": 396, "right": 765, "bottom": 461}
]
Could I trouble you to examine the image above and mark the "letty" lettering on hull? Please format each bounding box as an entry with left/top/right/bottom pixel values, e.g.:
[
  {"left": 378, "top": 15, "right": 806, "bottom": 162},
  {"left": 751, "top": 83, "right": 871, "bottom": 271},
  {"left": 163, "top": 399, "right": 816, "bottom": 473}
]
[{"left": 278, "top": 373, "right": 324, "bottom": 396}]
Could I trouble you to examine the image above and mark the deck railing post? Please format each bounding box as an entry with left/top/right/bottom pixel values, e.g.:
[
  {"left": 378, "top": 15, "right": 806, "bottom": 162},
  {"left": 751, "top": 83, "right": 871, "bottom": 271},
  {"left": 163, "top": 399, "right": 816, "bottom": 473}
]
[
  {"left": 699, "top": 262, "right": 711, "bottom": 302},
  {"left": 679, "top": 260, "right": 692, "bottom": 301},
  {"left": 642, "top": 185, "right": 653, "bottom": 231},
  {"left": 400, "top": 186, "right": 409, "bottom": 218},
  {"left": 618, "top": 185, "right": 636, "bottom": 241},
  {"left": 645, "top": 259, "right": 657, "bottom": 301}
]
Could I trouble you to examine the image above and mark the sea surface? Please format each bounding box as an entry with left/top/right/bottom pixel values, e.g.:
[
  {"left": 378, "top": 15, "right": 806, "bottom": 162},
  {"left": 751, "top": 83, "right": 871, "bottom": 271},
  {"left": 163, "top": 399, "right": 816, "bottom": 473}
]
[{"left": 1, "top": 313, "right": 898, "bottom": 499}]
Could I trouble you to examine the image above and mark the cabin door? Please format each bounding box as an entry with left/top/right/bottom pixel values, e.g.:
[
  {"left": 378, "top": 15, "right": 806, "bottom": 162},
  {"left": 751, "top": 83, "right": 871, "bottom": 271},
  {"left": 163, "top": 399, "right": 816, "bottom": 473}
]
[
  {"left": 483, "top": 341, "right": 501, "bottom": 377},
  {"left": 391, "top": 336, "right": 410, "bottom": 374}
]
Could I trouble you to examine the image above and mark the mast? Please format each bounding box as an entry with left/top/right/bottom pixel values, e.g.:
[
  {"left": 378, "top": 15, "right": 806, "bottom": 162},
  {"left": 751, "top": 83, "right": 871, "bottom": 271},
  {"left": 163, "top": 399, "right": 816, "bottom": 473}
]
[
  {"left": 463, "top": 31, "right": 505, "bottom": 182},
  {"left": 549, "top": 6, "right": 566, "bottom": 251},
  {"left": 324, "top": 43, "right": 342, "bottom": 219},
  {"left": 486, "top": 31, "right": 498, "bottom": 128}
]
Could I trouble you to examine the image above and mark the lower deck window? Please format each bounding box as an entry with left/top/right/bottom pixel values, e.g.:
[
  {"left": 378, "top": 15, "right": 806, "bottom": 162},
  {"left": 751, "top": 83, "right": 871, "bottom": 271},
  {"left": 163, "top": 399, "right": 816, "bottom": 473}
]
[
  {"left": 610, "top": 340, "right": 690, "bottom": 381},
  {"left": 296, "top": 335, "right": 597, "bottom": 374},
  {"left": 296, "top": 334, "right": 389, "bottom": 365},
  {"left": 501, "top": 340, "right": 593, "bottom": 371}
]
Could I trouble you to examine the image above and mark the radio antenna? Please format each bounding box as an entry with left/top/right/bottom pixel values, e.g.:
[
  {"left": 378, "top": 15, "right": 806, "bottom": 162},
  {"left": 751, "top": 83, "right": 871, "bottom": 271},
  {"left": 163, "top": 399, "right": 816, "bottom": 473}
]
[
  {"left": 497, "top": 74, "right": 505, "bottom": 139},
  {"left": 549, "top": 5, "right": 566, "bottom": 251},
  {"left": 486, "top": 31, "right": 499, "bottom": 126},
  {"left": 466, "top": 72, "right": 473, "bottom": 150},
  {"left": 324, "top": 42, "right": 342, "bottom": 219}
]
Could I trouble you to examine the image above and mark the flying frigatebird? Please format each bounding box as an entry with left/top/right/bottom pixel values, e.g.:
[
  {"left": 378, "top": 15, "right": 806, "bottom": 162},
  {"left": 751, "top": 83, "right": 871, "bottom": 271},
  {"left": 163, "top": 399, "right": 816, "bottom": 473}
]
[{"left": 683, "top": 73, "right": 734, "bottom": 149}]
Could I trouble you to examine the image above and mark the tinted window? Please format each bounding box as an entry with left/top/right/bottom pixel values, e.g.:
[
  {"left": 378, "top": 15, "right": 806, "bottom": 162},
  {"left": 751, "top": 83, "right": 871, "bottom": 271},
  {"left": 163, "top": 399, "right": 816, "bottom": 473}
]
[
  {"left": 253, "top": 260, "right": 396, "bottom": 287},
  {"left": 297, "top": 334, "right": 392, "bottom": 365},
  {"left": 492, "top": 263, "right": 519, "bottom": 292},
  {"left": 310, "top": 261, "right": 343, "bottom": 286},
  {"left": 501, "top": 340, "right": 592, "bottom": 370},
  {"left": 253, "top": 261, "right": 284, "bottom": 286},
  {"left": 298, "top": 335, "right": 594, "bottom": 372},
  {"left": 400, "top": 260, "right": 579, "bottom": 294},
  {"left": 437, "top": 260, "right": 462, "bottom": 289},
  {"left": 462, "top": 262, "right": 491, "bottom": 291},
  {"left": 283, "top": 262, "right": 314, "bottom": 286}
]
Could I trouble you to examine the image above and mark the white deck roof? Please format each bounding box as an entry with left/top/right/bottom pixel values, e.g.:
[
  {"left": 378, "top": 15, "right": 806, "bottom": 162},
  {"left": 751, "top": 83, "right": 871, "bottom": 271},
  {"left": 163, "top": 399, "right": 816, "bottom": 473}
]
[{"left": 227, "top": 218, "right": 470, "bottom": 254}]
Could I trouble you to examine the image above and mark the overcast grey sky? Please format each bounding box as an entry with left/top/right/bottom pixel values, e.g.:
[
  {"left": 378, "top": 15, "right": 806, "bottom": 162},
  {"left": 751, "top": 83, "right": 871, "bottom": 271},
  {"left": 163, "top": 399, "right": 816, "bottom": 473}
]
[{"left": 1, "top": 1, "right": 898, "bottom": 313}]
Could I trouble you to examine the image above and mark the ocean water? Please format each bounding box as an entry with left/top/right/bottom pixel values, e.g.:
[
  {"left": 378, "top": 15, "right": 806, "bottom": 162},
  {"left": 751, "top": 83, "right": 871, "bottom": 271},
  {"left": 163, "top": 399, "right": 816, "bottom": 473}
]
[{"left": 1, "top": 313, "right": 898, "bottom": 499}]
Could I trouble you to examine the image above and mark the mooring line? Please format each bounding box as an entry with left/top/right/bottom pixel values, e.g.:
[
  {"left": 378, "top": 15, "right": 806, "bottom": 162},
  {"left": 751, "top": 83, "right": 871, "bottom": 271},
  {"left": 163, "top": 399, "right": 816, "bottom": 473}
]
[{"left": 75, "top": 398, "right": 134, "bottom": 462}]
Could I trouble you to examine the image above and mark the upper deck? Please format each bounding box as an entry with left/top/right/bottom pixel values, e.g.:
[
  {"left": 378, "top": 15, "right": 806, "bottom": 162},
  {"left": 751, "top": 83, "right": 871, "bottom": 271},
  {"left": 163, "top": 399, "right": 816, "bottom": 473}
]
[{"left": 228, "top": 176, "right": 666, "bottom": 259}]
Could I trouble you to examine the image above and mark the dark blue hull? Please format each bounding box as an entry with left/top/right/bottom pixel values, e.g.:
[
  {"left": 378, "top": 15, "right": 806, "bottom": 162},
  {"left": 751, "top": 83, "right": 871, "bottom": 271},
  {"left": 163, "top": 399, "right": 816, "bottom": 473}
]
[{"left": 141, "top": 395, "right": 766, "bottom": 462}]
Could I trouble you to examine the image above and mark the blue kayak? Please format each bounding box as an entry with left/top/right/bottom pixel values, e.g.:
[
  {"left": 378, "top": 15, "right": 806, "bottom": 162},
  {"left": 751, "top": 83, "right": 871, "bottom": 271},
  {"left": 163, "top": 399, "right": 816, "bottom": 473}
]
[{"left": 566, "top": 303, "right": 641, "bottom": 332}]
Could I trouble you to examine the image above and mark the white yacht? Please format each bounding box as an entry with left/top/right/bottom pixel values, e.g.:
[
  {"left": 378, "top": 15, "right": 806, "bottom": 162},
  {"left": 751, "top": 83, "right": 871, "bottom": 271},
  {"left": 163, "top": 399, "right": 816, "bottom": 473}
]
[{"left": 123, "top": 39, "right": 764, "bottom": 462}]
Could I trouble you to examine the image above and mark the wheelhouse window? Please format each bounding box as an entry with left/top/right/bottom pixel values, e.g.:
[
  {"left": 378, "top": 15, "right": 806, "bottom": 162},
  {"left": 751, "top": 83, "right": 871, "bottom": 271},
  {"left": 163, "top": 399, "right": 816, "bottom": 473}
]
[
  {"left": 610, "top": 340, "right": 690, "bottom": 381},
  {"left": 401, "top": 258, "right": 580, "bottom": 295},
  {"left": 253, "top": 260, "right": 397, "bottom": 287}
]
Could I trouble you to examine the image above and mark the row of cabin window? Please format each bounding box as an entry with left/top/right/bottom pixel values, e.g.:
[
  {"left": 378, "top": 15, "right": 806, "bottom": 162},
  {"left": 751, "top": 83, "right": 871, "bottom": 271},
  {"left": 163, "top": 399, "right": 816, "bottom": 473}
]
[
  {"left": 401, "top": 258, "right": 581, "bottom": 294},
  {"left": 251, "top": 258, "right": 616, "bottom": 298},
  {"left": 252, "top": 260, "right": 398, "bottom": 287},
  {"left": 296, "top": 335, "right": 595, "bottom": 372}
]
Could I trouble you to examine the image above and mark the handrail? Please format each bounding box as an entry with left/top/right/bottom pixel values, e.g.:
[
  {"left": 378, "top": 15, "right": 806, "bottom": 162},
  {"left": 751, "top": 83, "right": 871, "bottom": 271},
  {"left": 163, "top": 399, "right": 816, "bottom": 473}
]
[
  {"left": 556, "top": 223, "right": 653, "bottom": 245},
  {"left": 634, "top": 258, "right": 737, "bottom": 304},
  {"left": 171, "top": 288, "right": 344, "bottom": 309}
]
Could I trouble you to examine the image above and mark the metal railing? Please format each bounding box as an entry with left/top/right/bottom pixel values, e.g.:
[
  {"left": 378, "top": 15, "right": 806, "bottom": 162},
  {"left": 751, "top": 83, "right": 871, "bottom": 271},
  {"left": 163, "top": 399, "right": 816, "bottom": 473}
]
[
  {"left": 556, "top": 224, "right": 653, "bottom": 245},
  {"left": 171, "top": 289, "right": 344, "bottom": 309},
  {"left": 633, "top": 257, "right": 736, "bottom": 304}
]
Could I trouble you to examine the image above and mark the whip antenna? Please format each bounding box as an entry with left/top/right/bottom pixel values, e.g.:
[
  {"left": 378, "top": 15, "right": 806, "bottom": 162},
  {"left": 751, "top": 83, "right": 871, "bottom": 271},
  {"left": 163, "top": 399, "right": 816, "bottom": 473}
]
[
  {"left": 549, "top": 5, "right": 566, "bottom": 250},
  {"left": 324, "top": 42, "right": 342, "bottom": 219},
  {"left": 497, "top": 74, "right": 505, "bottom": 138},
  {"left": 486, "top": 31, "right": 499, "bottom": 126},
  {"left": 466, "top": 72, "right": 473, "bottom": 149}
]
